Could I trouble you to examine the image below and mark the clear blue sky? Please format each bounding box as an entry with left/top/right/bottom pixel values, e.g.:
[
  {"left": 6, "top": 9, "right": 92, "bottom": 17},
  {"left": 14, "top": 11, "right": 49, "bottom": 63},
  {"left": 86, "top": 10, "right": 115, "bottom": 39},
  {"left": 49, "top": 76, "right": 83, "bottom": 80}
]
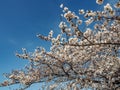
[{"left": 0, "top": 0, "right": 113, "bottom": 90}]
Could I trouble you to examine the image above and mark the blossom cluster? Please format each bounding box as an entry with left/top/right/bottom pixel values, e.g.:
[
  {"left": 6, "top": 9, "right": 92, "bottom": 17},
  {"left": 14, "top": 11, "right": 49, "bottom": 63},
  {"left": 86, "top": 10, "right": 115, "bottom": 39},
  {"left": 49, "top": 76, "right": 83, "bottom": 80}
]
[{"left": 0, "top": 0, "right": 120, "bottom": 90}]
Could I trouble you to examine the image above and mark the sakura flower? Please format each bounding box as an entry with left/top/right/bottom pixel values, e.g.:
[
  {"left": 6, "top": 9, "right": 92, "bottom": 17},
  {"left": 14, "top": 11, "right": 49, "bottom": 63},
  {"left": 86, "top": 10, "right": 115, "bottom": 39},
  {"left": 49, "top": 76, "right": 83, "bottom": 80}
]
[
  {"left": 60, "top": 4, "right": 64, "bottom": 8},
  {"left": 83, "top": 28, "right": 92, "bottom": 37},
  {"left": 79, "top": 9, "right": 85, "bottom": 14},
  {"left": 114, "top": 1, "right": 120, "bottom": 8},
  {"left": 96, "top": 0, "right": 104, "bottom": 5},
  {"left": 59, "top": 21, "right": 67, "bottom": 29},
  {"left": 77, "top": 19, "right": 82, "bottom": 25},
  {"left": 63, "top": 7, "right": 68, "bottom": 12},
  {"left": 48, "top": 30, "right": 53, "bottom": 38},
  {"left": 87, "top": 12, "right": 96, "bottom": 17},
  {"left": 104, "top": 3, "right": 113, "bottom": 12},
  {"left": 85, "top": 17, "right": 94, "bottom": 26},
  {"left": 64, "top": 11, "right": 75, "bottom": 20}
]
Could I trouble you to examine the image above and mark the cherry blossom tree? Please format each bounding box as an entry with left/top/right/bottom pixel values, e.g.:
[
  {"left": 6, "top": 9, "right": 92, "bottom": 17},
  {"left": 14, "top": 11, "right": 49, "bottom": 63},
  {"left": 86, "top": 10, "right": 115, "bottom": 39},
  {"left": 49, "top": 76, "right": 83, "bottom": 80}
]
[{"left": 0, "top": 0, "right": 120, "bottom": 90}]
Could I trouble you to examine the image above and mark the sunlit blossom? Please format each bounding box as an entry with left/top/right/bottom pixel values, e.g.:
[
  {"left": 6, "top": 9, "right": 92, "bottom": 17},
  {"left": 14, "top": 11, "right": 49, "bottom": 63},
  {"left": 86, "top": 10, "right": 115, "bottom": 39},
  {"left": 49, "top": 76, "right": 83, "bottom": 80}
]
[{"left": 96, "top": 0, "right": 104, "bottom": 5}]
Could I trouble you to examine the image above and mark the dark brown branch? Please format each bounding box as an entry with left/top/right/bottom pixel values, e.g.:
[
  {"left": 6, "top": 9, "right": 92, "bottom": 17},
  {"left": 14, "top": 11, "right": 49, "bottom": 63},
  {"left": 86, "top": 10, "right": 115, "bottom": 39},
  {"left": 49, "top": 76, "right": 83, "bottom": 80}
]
[{"left": 64, "top": 42, "right": 120, "bottom": 47}]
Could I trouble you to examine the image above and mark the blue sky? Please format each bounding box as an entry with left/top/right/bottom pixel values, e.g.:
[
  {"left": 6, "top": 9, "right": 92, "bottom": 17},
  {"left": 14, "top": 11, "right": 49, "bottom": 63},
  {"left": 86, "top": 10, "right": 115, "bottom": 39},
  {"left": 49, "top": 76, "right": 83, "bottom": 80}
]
[{"left": 0, "top": 0, "right": 112, "bottom": 90}]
